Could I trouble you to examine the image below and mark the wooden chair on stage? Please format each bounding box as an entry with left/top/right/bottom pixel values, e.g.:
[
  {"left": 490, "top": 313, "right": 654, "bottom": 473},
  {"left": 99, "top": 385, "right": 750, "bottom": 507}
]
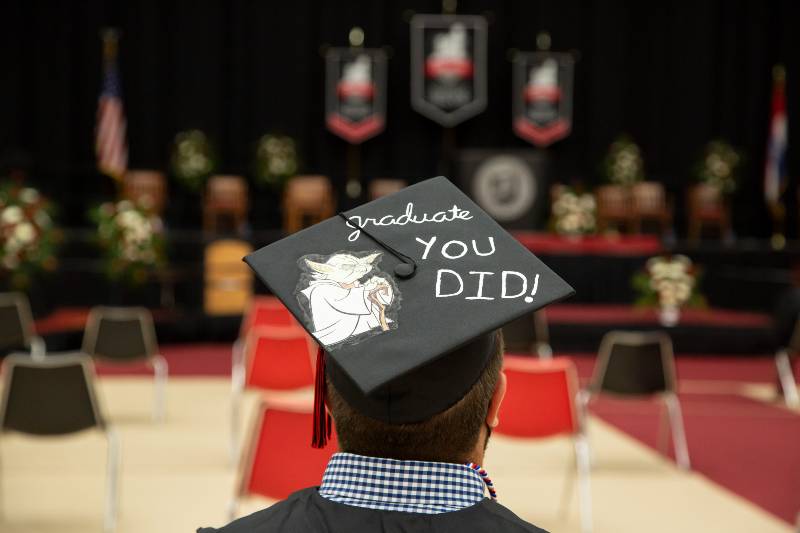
[
  {"left": 369, "top": 178, "right": 407, "bottom": 200},
  {"left": 230, "top": 399, "right": 337, "bottom": 519},
  {"left": 687, "top": 184, "right": 731, "bottom": 242},
  {"left": 595, "top": 185, "right": 632, "bottom": 234},
  {"left": 123, "top": 170, "right": 167, "bottom": 215},
  {"left": 497, "top": 356, "right": 592, "bottom": 533},
  {"left": 581, "top": 331, "right": 690, "bottom": 470},
  {"left": 1, "top": 353, "right": 120, "bottom": 532},
  {"left": 630, "top": 182, "right": 672, "bottom": 236},
  {"left": 204, "top": 239, "right": 254, "bottom": 316},
  {"left": 204, "top": 175, "right": 249, "bottom": 235},
  {"left": 0, "top": 292, "right": 45, "bottom": 359},
  {"left": 82, "top": 306, "right": 168, "bottom": 422},
  {"left": 283, "top": 175, "right": 335, "bottom": 234},
  {"left": 501, "top": 310, "right": 552, "bottom": 358}
]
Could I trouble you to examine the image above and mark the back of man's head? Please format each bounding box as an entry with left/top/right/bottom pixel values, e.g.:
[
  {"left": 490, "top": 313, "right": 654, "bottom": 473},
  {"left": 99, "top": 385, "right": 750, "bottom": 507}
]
[{"left": 326, "top": 330, "right": 505, "bottom": 463}]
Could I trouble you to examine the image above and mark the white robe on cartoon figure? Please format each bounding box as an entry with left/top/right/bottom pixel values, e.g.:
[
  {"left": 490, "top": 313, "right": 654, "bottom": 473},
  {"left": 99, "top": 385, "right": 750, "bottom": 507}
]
[{"left": 300, "top": 252, "right": 395, "bottom": 346}]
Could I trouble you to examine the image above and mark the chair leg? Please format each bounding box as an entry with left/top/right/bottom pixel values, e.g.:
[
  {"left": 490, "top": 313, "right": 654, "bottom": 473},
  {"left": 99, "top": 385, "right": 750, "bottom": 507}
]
[
  {"left": 29, "top": 336, "right": 46, "bottom": 360},
  {"left": 776, "top": 350, "right": 800, "bottom": 408},
  {"left": 574, "top": 433, "right": 593, "bottom": 533},
  {"left": 104, "top": 428, "right": 121, "bottom": 533},
  {"left": 663, "top": 393, "right": 691, "bottom": 471},
  {"left": 656, "top": 400, "right": 669, "bottom": 456},
  {"left": 228, "top": 497, "right": 239, "bottom": 522},
  {"left": 536, "top": 342, "right": 553, "bottom": 360},
  {"left": 230, "top": 340, "right": 246, "bottom": 465},
  {"left": 575, "top": 390, "right": 594, "bottom": 469},
  {"left": 151, "top": 355, "right": 168, "bottom": 423}
]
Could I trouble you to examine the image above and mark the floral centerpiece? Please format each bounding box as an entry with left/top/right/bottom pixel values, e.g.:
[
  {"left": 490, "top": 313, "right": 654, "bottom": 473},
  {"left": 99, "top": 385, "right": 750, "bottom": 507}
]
[
  {"left": 90, "top": 200, "right": 166, "bottom": 284},
  {"left": 253, "top": 134, "right": 299, "bottom": 189},
  {"left": 551, "top": 188, "right": 596, "bottom": 237},
  {"left": 0, "top": 183, "right": 60, "bottom": 289},
  {"left": 170, "top": 129, "right": 216, "bottom": 192},
  {"left": 604, "top": 135, "right": 645, "bottom": 186},
  {"left": 632, "top": 255, "right": 705, "bottom": 326},
  {"left": 696, "top": 140, "right": 741, "bottom": 194}
]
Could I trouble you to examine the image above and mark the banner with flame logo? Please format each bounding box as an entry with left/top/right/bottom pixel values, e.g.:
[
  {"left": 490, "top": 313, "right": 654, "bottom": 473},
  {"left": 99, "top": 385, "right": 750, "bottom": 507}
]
[
  {"left": 325, "top": 48, "right": 387, "bottom": 144},
  {"left": 512, "top": 52, "right": 575, "bottom": 147},
  {"left": 410, "top": 14, "right": 487, "bottom": 127}
]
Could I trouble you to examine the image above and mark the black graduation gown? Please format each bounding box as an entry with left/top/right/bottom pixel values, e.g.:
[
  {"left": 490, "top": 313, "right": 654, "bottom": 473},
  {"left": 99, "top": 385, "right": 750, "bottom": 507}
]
[{"left": 198, "top": 487, "right": 549, "bottom": 533}]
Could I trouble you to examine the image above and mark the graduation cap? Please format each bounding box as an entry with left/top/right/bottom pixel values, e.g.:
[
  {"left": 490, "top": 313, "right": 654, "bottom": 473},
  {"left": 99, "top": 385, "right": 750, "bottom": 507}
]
[{"left": 244, "top": 176, "right": 574, "bottom": 447}]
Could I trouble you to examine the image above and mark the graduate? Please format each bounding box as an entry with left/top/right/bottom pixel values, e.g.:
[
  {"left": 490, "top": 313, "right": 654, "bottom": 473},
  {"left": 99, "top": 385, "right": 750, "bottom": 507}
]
[{"left": 199, "top": 176, "right": 574, "bottom": 532}]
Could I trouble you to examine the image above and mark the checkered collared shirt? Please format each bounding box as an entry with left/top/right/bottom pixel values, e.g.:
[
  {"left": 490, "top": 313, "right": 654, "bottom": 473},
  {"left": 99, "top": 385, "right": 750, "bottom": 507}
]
[{"left": 318, "top": 452, "right": 488, "bottom": 514}]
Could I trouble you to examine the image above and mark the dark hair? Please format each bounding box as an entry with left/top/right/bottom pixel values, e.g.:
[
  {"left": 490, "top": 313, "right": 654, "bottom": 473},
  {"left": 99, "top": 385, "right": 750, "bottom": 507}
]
[{"left": 326, "top": 330, "right": 504, "bottom": 463}]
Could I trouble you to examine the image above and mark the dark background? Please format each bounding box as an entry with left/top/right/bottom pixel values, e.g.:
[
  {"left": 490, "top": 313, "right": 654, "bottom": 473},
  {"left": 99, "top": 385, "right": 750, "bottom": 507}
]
[{"left": 0, "top": 0, "right": 798, "bottom": 236}]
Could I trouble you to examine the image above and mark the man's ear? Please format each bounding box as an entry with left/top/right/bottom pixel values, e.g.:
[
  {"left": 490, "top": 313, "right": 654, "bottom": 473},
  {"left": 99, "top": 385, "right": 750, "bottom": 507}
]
[{"left": 485, "top": 371, "right": 507, "bottom": 429}]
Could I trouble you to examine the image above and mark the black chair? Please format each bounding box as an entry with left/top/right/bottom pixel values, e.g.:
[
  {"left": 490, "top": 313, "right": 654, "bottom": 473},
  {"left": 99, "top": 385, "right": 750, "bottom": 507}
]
[
  {"left": 501, "top": 310, "right": 552, "bottom": 358},
  {"left": 0, "top": 353, "right": 120, "bottom": 532},
  {"left": 82, "top": 307, "right": 168, "bottom": 422},
  {"left": 0, "top": 292, "right": 45, "bottom": 359},
  {"left": 775, "top": 317, "right": 800, "bottom": 409},
  {"left": 581, "top": 331, "right": 690, "bottom": 470}
]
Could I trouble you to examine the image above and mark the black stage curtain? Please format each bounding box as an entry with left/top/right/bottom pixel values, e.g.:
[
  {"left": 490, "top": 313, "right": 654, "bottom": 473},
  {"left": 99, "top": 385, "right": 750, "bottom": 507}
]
[{"left": 0, "top": 0, "right": 798, "bottom": 235}]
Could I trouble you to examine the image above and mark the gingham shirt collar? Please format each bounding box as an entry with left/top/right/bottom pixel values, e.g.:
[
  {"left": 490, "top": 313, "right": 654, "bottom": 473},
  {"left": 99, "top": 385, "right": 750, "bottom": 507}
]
[{"left": 318, "top": 452, "right": 487, "bottom": 514}]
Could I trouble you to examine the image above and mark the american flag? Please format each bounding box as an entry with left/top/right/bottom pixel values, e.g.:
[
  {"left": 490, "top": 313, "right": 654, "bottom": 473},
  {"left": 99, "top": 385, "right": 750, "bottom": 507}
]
[
  {"left": 764, "top": 67, "right": 787, "bottom": 205},
  {"left": 95, "top": 53, "right": 128, "bottom": 180}
]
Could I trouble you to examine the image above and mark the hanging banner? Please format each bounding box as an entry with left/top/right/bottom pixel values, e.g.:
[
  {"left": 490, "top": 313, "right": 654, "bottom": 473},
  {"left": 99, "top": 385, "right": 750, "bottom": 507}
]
[
  {"left": 410, "top": 14, "right": 487, "bottom": 127},
  {"left": 325, "top": 48, "right": 387, "bottom": 144},
  {"left": 512, "top": 52, "right": 575, "bottom": 147}
]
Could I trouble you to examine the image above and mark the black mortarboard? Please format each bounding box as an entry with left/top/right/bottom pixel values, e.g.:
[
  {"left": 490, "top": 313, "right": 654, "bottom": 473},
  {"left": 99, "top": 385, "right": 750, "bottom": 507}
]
[{"left": 244, "top": 176, "right": 574, "bottom": 446}]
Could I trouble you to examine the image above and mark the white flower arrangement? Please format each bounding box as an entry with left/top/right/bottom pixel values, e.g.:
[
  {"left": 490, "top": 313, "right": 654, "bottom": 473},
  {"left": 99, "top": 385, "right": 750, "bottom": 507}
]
[
  {"left": 91, "top": 200, "right": 165, "bottom": 284},
  {"left": 633, "top": 255, "right": 706, "bottom": 320},
  {"left": 604, "top": 135, "right": 645, "bottom": 186},
  {"left": 0, "top": 184, "right": 59, "bottom": 288},
  {"left": 552, "top": 189, "right": 596, "bottom": 236}
]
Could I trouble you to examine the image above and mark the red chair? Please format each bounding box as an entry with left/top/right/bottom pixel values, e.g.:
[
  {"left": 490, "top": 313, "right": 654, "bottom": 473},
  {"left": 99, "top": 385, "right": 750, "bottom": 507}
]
[
  {"left": 231, "top": 399, "right": 338, "bottom": 519},
  {"left": 239, "top": 296, "right": 299, "bottom": 336},
  {"left": 497, "top": 356, "right": 592, "bottom": 533},
  {"left": 230, "top": 326, "right": 317, "bottom": 462}
]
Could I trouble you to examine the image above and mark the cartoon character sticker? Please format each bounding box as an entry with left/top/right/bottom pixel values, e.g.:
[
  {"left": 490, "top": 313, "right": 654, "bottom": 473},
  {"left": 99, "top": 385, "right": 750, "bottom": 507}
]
[{"left": 296, "top": 251, "right": 399, "bottom": 349}]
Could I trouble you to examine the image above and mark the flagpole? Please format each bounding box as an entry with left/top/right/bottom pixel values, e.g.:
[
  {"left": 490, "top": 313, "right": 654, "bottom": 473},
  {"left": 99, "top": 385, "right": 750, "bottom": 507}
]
[
  {"left": 768, "top": 64, "right": 787, "bottom": 250},
  {"left": 345, "top": 27, "right": 365, "bottom": 200}
]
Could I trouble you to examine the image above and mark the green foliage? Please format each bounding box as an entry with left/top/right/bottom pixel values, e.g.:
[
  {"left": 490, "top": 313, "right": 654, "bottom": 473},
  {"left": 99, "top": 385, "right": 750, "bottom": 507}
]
[
  {"left": 604, "top": 134, "right": 645, "bottom": 186},
  {"left": 695, "top": 140, "right": 742, "bottom": 194},
  {"left": 170, "top": 130, "right": 216, "bottom": 192},
  {"left": 0, "top": 182, "right": 60, "bottom": 289},
  {"left": 253, "top": 134, "right": 299, "bottom": 189}
]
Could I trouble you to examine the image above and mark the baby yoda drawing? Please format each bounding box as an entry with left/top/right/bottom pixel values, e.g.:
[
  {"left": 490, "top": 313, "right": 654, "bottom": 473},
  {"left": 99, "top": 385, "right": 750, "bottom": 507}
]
[{"left": 297, "top": 251, "right": 396, "bottom": 347}]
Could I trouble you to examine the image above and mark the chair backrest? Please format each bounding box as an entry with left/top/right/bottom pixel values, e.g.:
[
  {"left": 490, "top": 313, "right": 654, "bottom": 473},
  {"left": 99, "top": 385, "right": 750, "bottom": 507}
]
[
  {"left": 206, "top": 175, "right": 249, "bottom": 211},
  {"left": 631, "top": 182, "right": 667, "bottom": 213},
  {"left": 0, "top": 353, "right": 105, "bottom": 435},
  {"left": 497, "top": 356, "right": 580, "bottom": 438},
  {"left": 689, "top": 184, "right": 723, "bottom": 214},
  {"left": 240, "top": 296, "right": 298, "bottom": 336},
  {"left": 501, "top": 311, "right": 549, "bottom": 353},
  {"left": 369, "top": 179, "right": 407, "bottom": 200},
  {"left": 0, "top": 292, "right": 34, "bottom": 353},
  {"left": 595, "top": 185, "right": 630, "bottom": 215},
  {"left": 238, "top": 400, "right": 337, "bottom": 501},
  {"left": 284, "top": 175, "right": 334, "bottom": 211},
  {"left": 123, "top": 170, "right": 167, "bottom": 214},
  {"left": 245, "top": 326, "right": 316, "bottom": 390},
  {"left": 204, "top": 239, "right": 254, "bottom": 315},
  {"left": 82, "top": 306, "right": 157, "bottom": 361},
  {"left": 590, "top": 331, "right": 676, "bottom": 395}
]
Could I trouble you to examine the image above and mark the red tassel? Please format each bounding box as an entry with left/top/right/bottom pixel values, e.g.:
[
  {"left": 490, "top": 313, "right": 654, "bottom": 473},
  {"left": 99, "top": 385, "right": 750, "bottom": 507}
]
[{"left": 312, "top": 347, "right": 331, "bottom": 448}]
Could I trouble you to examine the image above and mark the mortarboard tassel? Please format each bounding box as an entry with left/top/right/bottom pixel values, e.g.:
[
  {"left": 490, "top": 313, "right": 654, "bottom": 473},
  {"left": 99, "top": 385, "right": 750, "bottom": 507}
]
[{"left": 312, "top": 347, "right": 332, "bottom": 448}]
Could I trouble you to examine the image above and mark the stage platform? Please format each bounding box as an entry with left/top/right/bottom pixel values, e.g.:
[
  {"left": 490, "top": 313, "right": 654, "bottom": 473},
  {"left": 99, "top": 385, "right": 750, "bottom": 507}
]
[{"left": 19, "top": 229, "right": 797, "bottom": 320}]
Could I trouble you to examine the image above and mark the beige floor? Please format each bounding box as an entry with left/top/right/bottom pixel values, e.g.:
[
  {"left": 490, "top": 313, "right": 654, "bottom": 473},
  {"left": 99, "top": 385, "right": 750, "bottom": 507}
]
[{"left": 0, "top": 377, "right": 792, "bottom": 533}]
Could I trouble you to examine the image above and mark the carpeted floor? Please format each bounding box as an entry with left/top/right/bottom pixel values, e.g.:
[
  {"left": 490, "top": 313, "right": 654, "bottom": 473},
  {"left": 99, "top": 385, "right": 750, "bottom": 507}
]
[{"left": 86, "top": 343, "right": 800, "bottom": 525}]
